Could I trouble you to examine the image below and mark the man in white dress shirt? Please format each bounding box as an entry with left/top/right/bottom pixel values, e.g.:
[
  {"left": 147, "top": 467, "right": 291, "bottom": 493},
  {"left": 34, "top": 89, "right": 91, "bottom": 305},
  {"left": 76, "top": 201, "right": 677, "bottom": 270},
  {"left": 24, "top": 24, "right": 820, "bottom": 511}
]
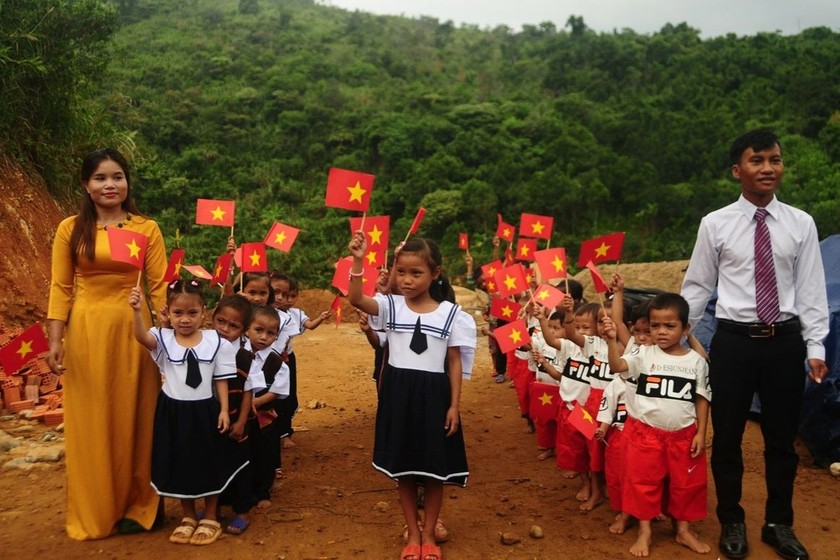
[{"left": 681, "top": 129, "right": 828, "bottom": 560}]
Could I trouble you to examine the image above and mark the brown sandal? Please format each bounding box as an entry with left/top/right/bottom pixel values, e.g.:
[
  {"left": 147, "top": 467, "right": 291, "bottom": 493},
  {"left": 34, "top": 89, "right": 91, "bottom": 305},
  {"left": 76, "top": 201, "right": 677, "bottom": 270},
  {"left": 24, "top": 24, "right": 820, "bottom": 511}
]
[{"left": 169, "top": 517, "right": 197, "bottom": 544}]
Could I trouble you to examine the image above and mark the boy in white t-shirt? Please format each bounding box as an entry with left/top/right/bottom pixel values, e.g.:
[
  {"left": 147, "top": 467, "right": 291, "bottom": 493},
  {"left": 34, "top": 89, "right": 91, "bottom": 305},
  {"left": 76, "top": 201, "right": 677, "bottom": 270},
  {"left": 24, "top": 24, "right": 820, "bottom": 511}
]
[{"left": 604, "top": 292, "right": 711, "bottom": 558}]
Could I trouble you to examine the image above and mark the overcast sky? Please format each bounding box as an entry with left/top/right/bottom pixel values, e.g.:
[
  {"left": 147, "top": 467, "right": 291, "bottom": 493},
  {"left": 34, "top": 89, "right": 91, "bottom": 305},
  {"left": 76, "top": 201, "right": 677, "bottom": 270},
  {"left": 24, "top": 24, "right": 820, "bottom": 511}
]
[{"left": 319, "top": 0, "right": 838, "bottom": 38}]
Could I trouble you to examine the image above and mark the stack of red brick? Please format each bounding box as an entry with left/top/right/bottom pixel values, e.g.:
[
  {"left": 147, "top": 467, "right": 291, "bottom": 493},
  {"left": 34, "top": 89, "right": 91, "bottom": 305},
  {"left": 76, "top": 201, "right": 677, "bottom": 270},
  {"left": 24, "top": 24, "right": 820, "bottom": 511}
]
[{"left": 0, "top": 323, "right": 63, "bottom": 425}]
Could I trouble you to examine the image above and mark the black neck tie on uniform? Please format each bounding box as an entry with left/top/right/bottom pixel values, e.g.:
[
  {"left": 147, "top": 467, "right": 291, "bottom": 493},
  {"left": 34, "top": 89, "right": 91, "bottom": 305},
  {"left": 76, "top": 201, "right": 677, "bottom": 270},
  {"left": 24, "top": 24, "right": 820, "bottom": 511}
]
[
  {"left": 409, "top": 318, "right": 428, "bottom": 354},
  {"left": 185, "top": 350, "right": 202, "bottom": 389}
]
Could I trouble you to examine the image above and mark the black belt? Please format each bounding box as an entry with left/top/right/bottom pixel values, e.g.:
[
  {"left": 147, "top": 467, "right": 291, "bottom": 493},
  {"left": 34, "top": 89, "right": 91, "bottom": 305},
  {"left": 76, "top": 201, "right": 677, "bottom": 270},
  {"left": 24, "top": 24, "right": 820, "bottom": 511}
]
[{"left": 717, "top": 318, "right": 801, "bottom": 338}]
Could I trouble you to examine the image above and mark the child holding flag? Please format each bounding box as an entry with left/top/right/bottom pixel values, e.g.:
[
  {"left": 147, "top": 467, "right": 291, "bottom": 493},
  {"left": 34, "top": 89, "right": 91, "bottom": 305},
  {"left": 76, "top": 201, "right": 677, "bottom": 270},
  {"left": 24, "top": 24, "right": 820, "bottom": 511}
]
[
  {"left": 603, "top": 293, "right": 712, "bottom": 557},
  {"left": 348, "top": 230, "right": 475, "bottom": 560}
]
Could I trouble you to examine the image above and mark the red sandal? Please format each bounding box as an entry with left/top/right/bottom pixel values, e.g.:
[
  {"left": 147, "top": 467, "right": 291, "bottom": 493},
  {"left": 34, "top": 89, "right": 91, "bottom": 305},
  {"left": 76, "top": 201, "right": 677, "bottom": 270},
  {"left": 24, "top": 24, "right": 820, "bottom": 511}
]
[
  {"left": 400, "top": 543, "right": 422, "bottom": 560},
  {"left": 421, "top": 543, "right": 442, "bottom": 560}
]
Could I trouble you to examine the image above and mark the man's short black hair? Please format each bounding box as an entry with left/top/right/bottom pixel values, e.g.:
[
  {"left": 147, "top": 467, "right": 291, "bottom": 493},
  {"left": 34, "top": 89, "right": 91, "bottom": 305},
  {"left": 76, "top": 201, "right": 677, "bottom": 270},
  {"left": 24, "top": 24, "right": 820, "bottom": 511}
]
[{"left": 729, "top": 129, "right": 781, "bottom": 166}]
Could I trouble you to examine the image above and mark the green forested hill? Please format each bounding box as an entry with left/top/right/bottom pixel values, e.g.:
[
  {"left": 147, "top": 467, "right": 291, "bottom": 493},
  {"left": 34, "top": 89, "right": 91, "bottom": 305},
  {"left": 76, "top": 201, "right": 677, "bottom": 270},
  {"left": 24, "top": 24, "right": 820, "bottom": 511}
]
[{"left": 4, "top": 0, "right": 839, "bottom": 285}]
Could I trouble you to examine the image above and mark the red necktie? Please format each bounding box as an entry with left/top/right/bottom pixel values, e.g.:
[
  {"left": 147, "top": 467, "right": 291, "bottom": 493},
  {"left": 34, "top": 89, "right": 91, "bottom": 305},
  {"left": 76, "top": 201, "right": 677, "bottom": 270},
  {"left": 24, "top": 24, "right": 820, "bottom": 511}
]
[{"left": 754, "top": 208, "right": 780, "bottom": 324}]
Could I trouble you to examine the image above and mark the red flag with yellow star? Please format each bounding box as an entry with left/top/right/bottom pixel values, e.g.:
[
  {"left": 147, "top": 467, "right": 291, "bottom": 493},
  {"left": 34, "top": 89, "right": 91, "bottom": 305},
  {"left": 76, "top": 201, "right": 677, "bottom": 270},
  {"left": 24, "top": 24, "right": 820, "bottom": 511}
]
[
  {"left": 577, "top": 232, "right": 625, "bottom": 267},
  {"left": 183, "top": 264, "right": 212, "bottom": 280},
  {"left": 480, "top": 260, "right": 502, "bottom": 294},
  {"left": 330, "top": 295, "right": 343, "bottom": 328},
  {"left": 490, "top": 297, "right": 521, "bottom": 322},
  {"left": 504, "top": 244, "right": 515, "bottom": 266},
  {"left": 196, "top": 199, "right": 236, "bottom": 227},
  {"left": 240, "top": 242, "right": 267, "bottom": 273},
  {"left": 211, "top": 252, "right": 233, "bottom": 286},
  {"left": 492, "top": 263, "right": 528, "bottom": 298},
  {"left": 107, "top": 228, "right": 148, "bottom": 270},
  {"left": 0, "top": 323, "right": 49, "bottom": 374},
  {"left": 585, "top": 260, "right": 611, "bottom": 293},
  {"left": 494, "top": 319, "right": 531, "bottom": 354},
  {"left": 519, "top": 213, "right": 554, "bottom": 240},
  {"left": 534, "top": 247, "right": 567, "bottom": 281},
  {"left": 516, "top": 237, "right": 537, "bottom": 261},
  {"left": 264, "top": 222, "right": 300, "bottom": 253},
  {"left": 325, "top": 168, "right": 374, "bottom": 212},
  {"left": 163, "top": 248, "right": 186, "bottom": 282},
  {"left": 529, "top": 382, "right": 560, "bottom": 424},
  {"left": 458, "top": 233, "right": 469, "bottom": 251},
  {"left": 496, "top": 214, "right": 515, "bottom": 242},
  {"left": 331, "top": 257, "right": 378, "bottom": 297},
  {"left": 350, "top": 215, "right": 390, "bottom": 268},
  {"left": 533, "top": 283, "right": 565, "bottom": 309},
  {"left": 568, "top": 401, "right": 597, "bottom": 439}
]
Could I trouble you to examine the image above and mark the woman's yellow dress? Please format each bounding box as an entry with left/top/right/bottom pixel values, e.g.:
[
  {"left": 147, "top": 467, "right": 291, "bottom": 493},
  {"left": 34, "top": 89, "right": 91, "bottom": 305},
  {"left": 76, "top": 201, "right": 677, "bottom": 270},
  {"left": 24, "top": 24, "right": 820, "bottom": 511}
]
[{"left": 48, "top": 215, "right": 167, "bottom": 540}]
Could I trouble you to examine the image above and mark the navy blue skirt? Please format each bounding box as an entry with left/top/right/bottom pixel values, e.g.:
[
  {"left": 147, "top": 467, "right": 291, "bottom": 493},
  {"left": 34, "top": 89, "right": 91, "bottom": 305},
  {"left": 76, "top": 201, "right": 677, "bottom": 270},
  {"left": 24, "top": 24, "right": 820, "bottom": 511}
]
[
  {"left": 373, "top": 365, "right": 469, "bottom": 487},
  {"left": 151, "top": 392, "right": 248, "bottom": 498}
]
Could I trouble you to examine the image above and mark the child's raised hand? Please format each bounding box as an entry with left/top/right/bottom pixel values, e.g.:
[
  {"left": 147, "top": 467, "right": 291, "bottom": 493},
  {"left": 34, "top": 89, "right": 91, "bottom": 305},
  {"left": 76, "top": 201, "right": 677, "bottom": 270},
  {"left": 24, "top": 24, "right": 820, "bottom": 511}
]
[
  {"left": 562, "top": 293, "right": 574, "bottom": 312},
  {"left": 217, "top": 410, "right": 230, "bottom": 434},
  {"left": 226, "top": 236, "right": 236, "bottom": 254},
  {"left": 492, "top": 236, "right": 500, "bottom": 248},
  {"left": 376, "top": 268, "right": 390, "bottom": 293},
  {"left": 128, "top": 287, "right": 144, "bottom": 310},
  {"left": 348, "top": 229, "right": 367, "bottom": 259},
  {"left": 601, "top": 315, "right": 617, "bottom": 339},
  {"left": 318, "top": 310, "right": 331, "bottom": 321},
  {"left": 158, "top": 304, "right": 171, "bottom": 328},
  {"left": 611, "top": 273, "right": 624, "bottom": 292},
  {"left": 464, "top": 253, "right": 473, "bottom": 268}
]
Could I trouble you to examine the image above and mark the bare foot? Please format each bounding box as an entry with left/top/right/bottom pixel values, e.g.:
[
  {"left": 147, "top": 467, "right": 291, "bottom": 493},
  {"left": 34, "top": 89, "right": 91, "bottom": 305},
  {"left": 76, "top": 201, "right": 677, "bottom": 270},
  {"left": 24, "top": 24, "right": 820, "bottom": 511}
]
[
  {"left": 575, "top": 482, "right": 590, "bottom": 502},
  {"left": 653, "top": 512, "right": 668, "bottom": 522},
  {"left": 537, "top": 447, "right": 555, "bottom": 461},
  {"left": 282, "top": 437, "right": 296, "bottom": 449},
  {"left": 630, "top": 522, "right": 652, "bottom": 557},
  {"left": 630, "top": 533, "right": 651, "bottom": 557},
  {"left": 609, "top": 512, "right": 633, "bottom": 534},
  {"left": 579, "top": 495, "right": 603, "bottom": 512},
  {"left": 561, "top": 470, "right": 579, "bottom": 480},
  {"left": 256, "top": 499, "right": 271, "bottom": 509},
  {"left": 675, "top": 523, "right": 710, "bottom": 554}
]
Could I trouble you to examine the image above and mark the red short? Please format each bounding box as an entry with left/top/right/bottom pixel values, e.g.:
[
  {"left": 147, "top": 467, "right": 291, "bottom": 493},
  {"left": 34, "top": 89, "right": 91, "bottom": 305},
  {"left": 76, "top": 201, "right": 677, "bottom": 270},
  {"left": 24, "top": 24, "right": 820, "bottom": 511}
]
[
  {"left": 604, "top": 427, "right": 625, "bottom": 512},
  {"left": 585, "top": 388, "right": 605, "bottom": 472},
  {"left": 555, "top": 405, "right": 589, "bottom": 473},
  {"left": 510, "top": 358, "right": 533, "bottom": 417},
  {"left": 621, "top": 417, "right": 707, "bottom": 522}
]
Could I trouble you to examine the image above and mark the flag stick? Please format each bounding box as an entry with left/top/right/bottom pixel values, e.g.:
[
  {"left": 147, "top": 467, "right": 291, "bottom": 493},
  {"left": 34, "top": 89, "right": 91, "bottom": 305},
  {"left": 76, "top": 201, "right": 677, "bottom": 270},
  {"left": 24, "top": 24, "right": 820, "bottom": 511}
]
[
  {"left": 240, "top": 272, "right": 243, "bottom": 293},
  {"left": 136, "top": 269, "right": 142, "bottom": 289},
  {"left": 565, "top": 277, "right": 569, "bottom": 296},
  {"left": 359, "top": 211, "right": 367, "bottom": 232},
  {"left": 597, "top": 291, "right": 607, "bottom": 318},
  {"left": 402, "top": 229, "right": 411, "bottom": 245}
]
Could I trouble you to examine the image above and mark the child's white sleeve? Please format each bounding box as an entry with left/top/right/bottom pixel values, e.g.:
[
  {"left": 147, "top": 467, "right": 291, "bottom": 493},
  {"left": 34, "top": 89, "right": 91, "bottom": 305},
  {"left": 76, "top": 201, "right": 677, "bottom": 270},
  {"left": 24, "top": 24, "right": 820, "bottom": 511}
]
[
  {"left": 268, "top": 362, "right": 291, "bottom": 398},
  {"left": 213, "top": 338, "right": 238, "bottom": 380},
  {"left": 596, "top": 379, "right": 619, "bottom": 425},
  {"left": 619, "top": 346, "right": 644, "bottom": 381}
]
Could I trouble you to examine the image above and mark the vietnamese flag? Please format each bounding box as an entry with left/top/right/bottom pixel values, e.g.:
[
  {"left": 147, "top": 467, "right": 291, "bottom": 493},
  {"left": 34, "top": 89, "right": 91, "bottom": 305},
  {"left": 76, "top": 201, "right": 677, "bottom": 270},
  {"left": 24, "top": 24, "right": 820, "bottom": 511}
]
[
  {"left": 577, "top": 232, "right": 625, "bottom": 267},
  {"left": 493, "top": 263, "right": 528, "bottom": 298},
  {"left": 264, "top": 222, "right": 300, "bottom": 253},
  {"left": 534, "top": 247, "right": 568, "bottom": 281},
  {"left": 163, "top": 248, "right": 186, "bottom": 282},
  {"left": 568, "top": 401, "right": 597, "bottom": 440},
  {"left": 350, "top": 215, "right": 390, "bottom": 268},
  {"left": 408, "top": 207, "right": 426, "bottom": 235},
  {"left": 330, "top": 295, "right": 343, "bottom": 328},
  {"left": 331, "top": 257, "right": 378, "bottom": 297},
  {"left": 0, "top": 323, "right": 49, "bottom": 374},
  {"left": 107, "top": 228, "right": 148, "bottom": 270},
  {"left": 529, "top": 382, "right": 560, "bottom": 424},
  {"left": 496, "top": 214, "right": 515, "bottom": 242},
  {"left": 325, "top": 167, "right": 374, "bottom": 212},
  {"left": 211, "top": 252, "right": 233, "bottom": 286},
  {"left": 241, "top": 242, "right": 267, "bottom": 273},
  {"left": 516, "top": 237, "right": 537, "bottom": 261},
  {"left": 504, "top": 244, "right": 515, "bottom": 266},
  {"left": 458, "top": 233, "right": 469, "bottom": 251},
  {"left": 494, "top": 319, "right": 531, "bottom": 354},
  {"left": 480, "top": 260, "right": 502, "bottom": 281},
  {"left": 183, "top": 264, "right": 212, "bottom": 280},
  {"left": 196, "top": 199, "right": 235, "bottom": 227},
  {"left": 490, "top": 297, "right": 521, "bottom": 321},
  {"left": 533, "top": 284, "right": 565, "bottom": 309},
  {"left": 585, "top": 260, "right": 611, "bottom": 293},
  {"left": 519, "top": 213, "right": 554, "bottom": 240}
]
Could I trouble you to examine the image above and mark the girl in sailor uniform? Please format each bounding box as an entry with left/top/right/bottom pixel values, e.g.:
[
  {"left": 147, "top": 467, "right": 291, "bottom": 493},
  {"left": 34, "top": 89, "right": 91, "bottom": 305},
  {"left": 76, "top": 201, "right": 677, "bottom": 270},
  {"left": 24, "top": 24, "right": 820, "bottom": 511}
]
[
  {"left": 348, "top": 232, "right": 476, "bottom": 560},
  {"left": 130, "top": 280, "right": 245, "bottom": 546}
]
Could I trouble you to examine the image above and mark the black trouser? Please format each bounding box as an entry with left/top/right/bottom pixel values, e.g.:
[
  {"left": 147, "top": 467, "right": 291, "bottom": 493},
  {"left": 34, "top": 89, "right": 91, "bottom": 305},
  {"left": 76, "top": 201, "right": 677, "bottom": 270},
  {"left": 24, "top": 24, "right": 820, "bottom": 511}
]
[
  {"left": 709, "top": 328, "right": 806, "bottom": 526},
  {"left": 275, "top": 352, "right": 298, "bottom": 445},
  {"left": 249, "top": 420, "right": 281, "bottom": 502}
]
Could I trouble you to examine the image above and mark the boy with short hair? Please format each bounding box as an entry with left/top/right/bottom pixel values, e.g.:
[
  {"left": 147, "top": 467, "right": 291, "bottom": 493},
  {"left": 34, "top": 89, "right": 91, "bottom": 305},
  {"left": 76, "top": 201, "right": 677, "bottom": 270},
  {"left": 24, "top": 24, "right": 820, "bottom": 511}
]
[{"left": 604, "top": 292, "right": 711, "bottom": 558}]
